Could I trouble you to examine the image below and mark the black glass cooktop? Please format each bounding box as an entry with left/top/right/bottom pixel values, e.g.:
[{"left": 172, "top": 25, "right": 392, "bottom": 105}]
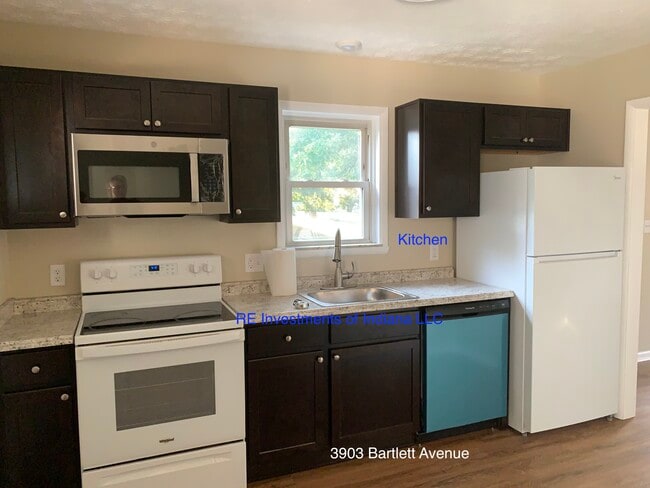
[{"left": 81, "top": 301, "right": 236, "bottom": 335}]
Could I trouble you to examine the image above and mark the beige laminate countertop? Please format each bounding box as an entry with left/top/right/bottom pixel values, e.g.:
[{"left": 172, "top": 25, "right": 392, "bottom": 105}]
[
  {"left": 0, "top": 308, "right": 80, "bottom": 353},
  {"left": 223, "top": 278, "right": 513, "bottom": 322}
]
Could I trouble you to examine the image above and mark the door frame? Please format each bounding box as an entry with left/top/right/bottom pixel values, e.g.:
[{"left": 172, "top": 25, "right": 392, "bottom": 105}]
[{"left": 619, "top": 97, "right": 650, "bottom": 419}]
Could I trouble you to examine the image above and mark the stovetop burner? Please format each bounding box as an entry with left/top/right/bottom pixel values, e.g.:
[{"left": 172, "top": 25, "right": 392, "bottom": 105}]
[{"left": 81, "top": 301, "right": 236, "bottom": 335}]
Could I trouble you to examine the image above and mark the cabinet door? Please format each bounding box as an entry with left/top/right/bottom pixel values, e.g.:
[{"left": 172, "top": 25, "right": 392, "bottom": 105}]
[
  {"left": 247, "top": 351, "right": 329, "bottom": 481},
  {"left": 0, "top": 68, "right": 72, "bottom": 228},
  {"left": 422, "top": 101, "right": 481, "bottom": 217},
  {"left": 331, "top": 340, "right": 420, "bottom": 448},
  {"left": 0, "top": 386, "right": 80, "bottom": 487},
  {"left": 525, "top": 108, "right": 570, "bottom": 150},
  {"left": 71, "top": 73, "right": 152, "bottom": 131},
  {"left": 150, "top": 80, "right": 228, "bottom": 135},
  {"left": 483, "top": 105, "right": 527, "bottom": 147},
  {"left": 223, "top": 85, "right": 280, "bottom": 223}
]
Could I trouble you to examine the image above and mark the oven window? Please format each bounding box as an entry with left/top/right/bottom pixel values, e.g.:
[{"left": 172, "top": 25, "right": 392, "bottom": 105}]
[
  {"left": 77, "top": 151, "right": 192, "bottom": 203},
  {"left": 114, "top": 361, "right": 215, "bottom": 431}
]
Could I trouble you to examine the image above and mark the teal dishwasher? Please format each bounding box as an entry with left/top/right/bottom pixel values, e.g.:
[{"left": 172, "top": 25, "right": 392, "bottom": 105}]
[{"left": 423, "top": 299, "right": 509, "bottom": 435}]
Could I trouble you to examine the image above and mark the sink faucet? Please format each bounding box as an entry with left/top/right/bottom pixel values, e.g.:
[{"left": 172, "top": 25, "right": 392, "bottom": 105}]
[{"left": 330, "top": 229, "right": 355, "bottom": 289}]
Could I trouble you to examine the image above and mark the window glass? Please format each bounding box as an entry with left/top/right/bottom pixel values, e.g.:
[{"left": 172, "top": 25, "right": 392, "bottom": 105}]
[{"left": 289, "top": 126, "right": 362, "bottom": 182}]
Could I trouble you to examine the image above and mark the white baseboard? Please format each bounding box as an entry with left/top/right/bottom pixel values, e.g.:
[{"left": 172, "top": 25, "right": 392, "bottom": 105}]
[{"left": 639, "top": 351, "right": 650, "bottom": 362}]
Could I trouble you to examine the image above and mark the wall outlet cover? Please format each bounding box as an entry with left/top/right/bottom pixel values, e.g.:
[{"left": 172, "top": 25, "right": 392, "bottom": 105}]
[
  {"left": 50, "top": 264, "right": 65, "bottom": 287},
  {"left": 429, "top": 245, "right": 440, "bottom": 261},
  {"left": 245, "top": 253, "right": 264, "bottom": 273}
]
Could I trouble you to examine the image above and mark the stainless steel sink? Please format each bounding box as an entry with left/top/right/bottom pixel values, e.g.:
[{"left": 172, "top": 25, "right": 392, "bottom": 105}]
[{"left": 302, "top": 286, "right": 418, "bottom": 307}]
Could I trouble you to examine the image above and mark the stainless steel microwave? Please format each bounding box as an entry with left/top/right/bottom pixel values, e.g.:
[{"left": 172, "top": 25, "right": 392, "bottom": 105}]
[{"left": 71, "top": 133, "right": 230, "bottom": 217}]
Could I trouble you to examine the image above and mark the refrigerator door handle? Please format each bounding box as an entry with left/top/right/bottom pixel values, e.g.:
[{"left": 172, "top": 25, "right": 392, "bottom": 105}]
[{"left": 535, "top": 251, "right": 620, "bottom": 264}]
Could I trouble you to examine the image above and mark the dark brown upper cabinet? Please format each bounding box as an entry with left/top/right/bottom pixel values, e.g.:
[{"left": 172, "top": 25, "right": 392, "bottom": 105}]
[
  {"left": 221, "top": 85, "right": 280, "bottom": 223},
  {"left": 0, "top": 67, "right": 73, "bottom": 228},
  {"left": 150, "top": 80, "right": 228, "bottom": 135},
  {"left": 70, "top": 74, "right": 228, "bottom": 136},
  {"left": 396, "top": 99, "right": 481, "bottom": 218},
  {"left": 71, "top": 73, "right": 152, "bottom": 131},
  {"left": 483, "top": 105, "right": 570, "bottom": 151}
]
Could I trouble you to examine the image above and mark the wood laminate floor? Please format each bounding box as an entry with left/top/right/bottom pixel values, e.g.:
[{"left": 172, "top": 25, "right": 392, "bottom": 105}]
[{"left": 250, "top": 362, "right": 650, "bottom": 488}]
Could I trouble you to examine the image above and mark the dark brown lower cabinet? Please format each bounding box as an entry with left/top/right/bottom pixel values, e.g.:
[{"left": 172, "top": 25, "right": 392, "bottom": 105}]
[
  {"left": 247, "top": 351, "right": 329, "bottom": 481},
  {"left": 331, "top": 340, "right": 420, "bottom": 448},
  {"left": 246, "top": 311, "right": 421, "bottom": 481},
  {"left": 0, "top": 386, "right": 80, "bottom": 487}
]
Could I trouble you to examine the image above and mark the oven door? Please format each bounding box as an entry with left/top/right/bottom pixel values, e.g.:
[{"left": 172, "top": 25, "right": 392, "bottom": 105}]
[
  {"left": 75, "top": 329, "right": 244, "bottom": 470},
  {"left": 71, "top": 133, "right": 229, "bottom": 216}
]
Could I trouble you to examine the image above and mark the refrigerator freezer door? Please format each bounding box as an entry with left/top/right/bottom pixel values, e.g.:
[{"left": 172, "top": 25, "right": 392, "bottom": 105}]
[
  {"left": 525, "top": 252, "right": 622, "bottom": 433},
  {"left": 526, "top": 167, "right": 625, "bottom": 257}
]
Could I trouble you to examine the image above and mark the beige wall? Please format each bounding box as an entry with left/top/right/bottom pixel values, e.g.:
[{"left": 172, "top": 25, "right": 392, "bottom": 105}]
[
  {"left": 539, "top": 43, "right": 650, "bottom": 351},
  {"left": 0, "top": 231, "right": 8, "bottom": 304},
  {"left": 0, "top": 21, "right": 543, "bottom": 298}
]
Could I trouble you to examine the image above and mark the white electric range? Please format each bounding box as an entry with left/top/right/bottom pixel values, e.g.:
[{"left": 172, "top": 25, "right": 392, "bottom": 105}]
[{"left": 74, "top": 255, "right": 246, "bottom": 488}]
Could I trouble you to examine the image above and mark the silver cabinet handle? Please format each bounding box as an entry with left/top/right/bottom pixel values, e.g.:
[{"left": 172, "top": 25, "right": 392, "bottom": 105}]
[
  {"left": 59, "top": 211, "right": 67, "bottom": 219},
  {"left": 60, "top": 393, "right": 69, "bottom": 401},
  {"left": 317, "top": 356, "right": 324, "bottom": 364},
  {"left": 333, "top": 354, "right": 341, "bottom": 361},
  {"left": 529, "top": 137, "right": 535, "bottom": 143},
  {"left": 235, "top": 209, "right": 242, "bottom": 215},
  {"left": 154, "top": 120, "right": 162, "bottom": 127},
  {"left": 31, "top": 366, "right": 40, "bottom": 374},
  {"left": 284, "top": 335, "right": 292, "bottom": 343},
  {"left": 143, "top": 119, "right": 151, "bottom": 127},
  {"left": 425, "top": 206, "right": 432, "bottom": 212},
  {"left": 522, "top": 137, "right": 529, "bottom": 143}
]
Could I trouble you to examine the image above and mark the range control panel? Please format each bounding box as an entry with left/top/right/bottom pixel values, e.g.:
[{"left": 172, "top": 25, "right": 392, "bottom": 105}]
[{"left": 80, "top": 255, "right": 222, "bottom": 294}]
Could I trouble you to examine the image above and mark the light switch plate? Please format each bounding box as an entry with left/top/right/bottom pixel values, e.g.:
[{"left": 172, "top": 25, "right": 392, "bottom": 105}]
[
  {"left": 245, "top": 253, "right": 264, "bottom": 273},
  {"left": 50, "top": 264, "right": 65, "bottom": 286},
  {"left": 429, "top": 245, "right": 439, "bottom": 261}
]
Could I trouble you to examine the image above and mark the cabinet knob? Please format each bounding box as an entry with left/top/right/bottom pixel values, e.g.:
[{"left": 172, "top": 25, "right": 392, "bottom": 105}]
[
  {"left": 529, "top": 137, "right": 535, "bottom": 143},
  {"left": 154, "top": 120, "right": 162, "bottom": 127},
  {"left": 522, "top": 137, "right": 529, "bottom": 143},
  {"left": 60, "top": 393, "right": 69, "bottom": 401},
  {"left": 316, "top": 356, "right": 324, "bottom": 363},
  {"left": 284, "top": 335, "right": 292, "bottom": 343},
  {"left": 31, "top": 365, "right": 40, "bottom": 374},
  {"left": 143, "top": 119, "right": 151, "bottom": 127},
  {"left": 425, "top": 206, "right": 432, "bottom": 212},
  {"left": 59, "top": 211, "right": 67, "bottom": 219},
  {"left": 333, "top": 354, "right": 341, "bottom": 361},
  {"left": 235, "top": 208, "right": 242, "bottom": 215}
]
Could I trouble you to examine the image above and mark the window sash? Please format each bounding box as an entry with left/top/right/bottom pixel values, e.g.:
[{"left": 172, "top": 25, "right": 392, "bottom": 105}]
[
  {"left": 285, "top": 119, "right": 369, "bottom": 183},
  {"left": 286, "top": 181, "right": 371, "bottom": 246},
  {"left": 285, "top": 119, "right": 372, "bottom": 247}
]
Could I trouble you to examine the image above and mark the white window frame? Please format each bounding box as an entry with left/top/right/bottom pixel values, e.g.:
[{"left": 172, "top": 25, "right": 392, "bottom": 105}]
[{"left": 277, "top": 101, "right": 389, "bottom": 257}]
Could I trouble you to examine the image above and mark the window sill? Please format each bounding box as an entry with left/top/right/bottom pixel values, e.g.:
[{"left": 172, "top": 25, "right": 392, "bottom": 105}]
[{"left": 293, "top": 243, "right": 389, "bottom": 258}]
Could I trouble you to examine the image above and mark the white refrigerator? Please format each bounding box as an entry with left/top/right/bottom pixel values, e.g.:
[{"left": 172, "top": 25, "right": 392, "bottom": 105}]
[{"left": 457, "top": 167, "right": 625, "bottom": 434}]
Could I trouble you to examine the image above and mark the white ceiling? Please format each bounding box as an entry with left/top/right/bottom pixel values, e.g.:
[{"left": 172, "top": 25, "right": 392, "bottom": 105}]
[{"left": 1, "top": 0, "right": 650, "bottom": 72}]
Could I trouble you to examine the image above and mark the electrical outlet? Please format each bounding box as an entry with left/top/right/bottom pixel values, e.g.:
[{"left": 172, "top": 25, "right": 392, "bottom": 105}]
[
  {"left": 245, "top": 253, "right": 264, "bottom": 273},
  {"left": 50, "top": 264, "right": 65, "bottom": 287},
  {"left": 429, "top": 245, "right": 440, "bottom": 261}
]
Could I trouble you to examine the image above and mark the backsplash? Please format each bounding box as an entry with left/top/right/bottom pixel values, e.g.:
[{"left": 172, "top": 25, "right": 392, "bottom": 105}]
[
  {"left": 5, "top": 266, "right": 455, "bottom": 313},
  {"left": 222, "top": 266, "right": 455, "bottom": 296}
]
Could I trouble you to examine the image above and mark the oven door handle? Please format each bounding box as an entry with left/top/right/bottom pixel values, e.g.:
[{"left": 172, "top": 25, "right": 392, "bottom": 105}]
[{"left": 76, "top": 329, "right": 243, "bottom": 360}]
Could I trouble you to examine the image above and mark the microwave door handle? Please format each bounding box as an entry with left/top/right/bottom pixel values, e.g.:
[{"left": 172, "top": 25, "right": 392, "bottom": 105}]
[
  {"left": 190, "top": 153, "right": 200, "bottom": 203},
  {"left": 76, "top": 329, "right": 244, "bottom": 360}
]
